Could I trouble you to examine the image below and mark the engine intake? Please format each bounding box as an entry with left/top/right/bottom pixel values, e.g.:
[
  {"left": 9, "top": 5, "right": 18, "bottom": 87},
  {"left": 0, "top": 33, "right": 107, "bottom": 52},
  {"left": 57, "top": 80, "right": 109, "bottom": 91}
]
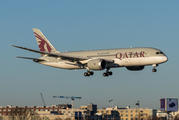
[
  {"left": 87, "top": 59, "right": 107, "bottom": 70},
  {"left": 126, "top": 66, "right": 145, "bottom": 71}
]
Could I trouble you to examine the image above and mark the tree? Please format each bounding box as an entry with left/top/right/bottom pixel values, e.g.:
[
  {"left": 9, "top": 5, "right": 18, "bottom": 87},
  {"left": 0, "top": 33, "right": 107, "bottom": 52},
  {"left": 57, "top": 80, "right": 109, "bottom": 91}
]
[
  {"left": 55, "top": 117, "right": 63, "bottom": 120},
  {"left": 8, "top": 107, "right": 42, "bottom": 120}
]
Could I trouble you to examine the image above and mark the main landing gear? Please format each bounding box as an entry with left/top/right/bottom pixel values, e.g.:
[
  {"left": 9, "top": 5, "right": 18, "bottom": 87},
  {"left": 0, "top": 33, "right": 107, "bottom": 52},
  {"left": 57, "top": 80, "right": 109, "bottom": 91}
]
[
  {"left": 84, "top": 68, "right": 113, "bottom": 77},
  {"left": 152, "top": 64, "right": 158, "bottom": 72},
  {"left": 103, "top": 69, "right": 113, "bottom": 77},
  {"left": 84, "top": 71, "right": 94, "bottom": 77}
]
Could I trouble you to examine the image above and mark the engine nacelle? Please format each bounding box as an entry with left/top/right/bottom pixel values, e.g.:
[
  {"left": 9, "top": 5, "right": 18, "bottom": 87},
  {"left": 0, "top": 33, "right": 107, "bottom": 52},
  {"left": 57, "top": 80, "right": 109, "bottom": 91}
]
[
  {"left": 126, "top": 66, "right": 145, "bottom": 71},
  {"left": 87, "top": 59, "right": 107, "bottom": 70}
]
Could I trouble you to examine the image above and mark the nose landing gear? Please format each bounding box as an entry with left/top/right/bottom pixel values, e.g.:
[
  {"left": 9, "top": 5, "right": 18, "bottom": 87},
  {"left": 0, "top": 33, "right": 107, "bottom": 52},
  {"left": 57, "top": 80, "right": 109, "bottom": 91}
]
[
  {"left": 152, "top": 68, "right": 157, "bottom": 72},
  {"left": 152, "top": 64, "right": 158, "bottom": 72}
]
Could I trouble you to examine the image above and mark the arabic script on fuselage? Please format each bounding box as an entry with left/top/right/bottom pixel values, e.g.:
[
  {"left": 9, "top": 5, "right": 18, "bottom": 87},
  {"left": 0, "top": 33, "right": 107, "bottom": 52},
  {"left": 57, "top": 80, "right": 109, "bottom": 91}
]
[{"left": 98, "top": 52, "right": 110, "bottom": 55}]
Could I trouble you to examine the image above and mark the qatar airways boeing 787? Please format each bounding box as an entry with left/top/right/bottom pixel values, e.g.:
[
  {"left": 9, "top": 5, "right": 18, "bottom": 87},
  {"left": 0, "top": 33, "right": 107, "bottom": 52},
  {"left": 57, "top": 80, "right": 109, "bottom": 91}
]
[{"left": 11, "top": 28, "right": 168, "bottom": 77}]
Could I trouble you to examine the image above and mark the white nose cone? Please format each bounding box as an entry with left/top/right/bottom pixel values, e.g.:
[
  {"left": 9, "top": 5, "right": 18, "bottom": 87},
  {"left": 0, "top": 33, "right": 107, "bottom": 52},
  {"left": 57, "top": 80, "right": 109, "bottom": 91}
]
[{"left": 163, "top": 56, "right": 168, "bottom": 62}]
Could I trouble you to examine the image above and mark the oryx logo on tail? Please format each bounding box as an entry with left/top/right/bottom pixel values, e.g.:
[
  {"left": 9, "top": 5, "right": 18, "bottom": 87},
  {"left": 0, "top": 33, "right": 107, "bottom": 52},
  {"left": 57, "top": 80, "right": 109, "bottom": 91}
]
[
  {"left": 33, "top": 28, "right": 58, "bottom": 53},
  {"left": 34, "top": 32, "right": 52, "bottom": 52}
]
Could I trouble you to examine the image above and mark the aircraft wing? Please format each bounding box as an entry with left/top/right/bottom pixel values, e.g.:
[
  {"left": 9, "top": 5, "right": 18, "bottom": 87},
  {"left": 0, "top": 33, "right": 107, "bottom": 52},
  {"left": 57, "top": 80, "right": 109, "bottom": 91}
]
[{"left": 10, "top": 44, "right": 88, "bottom": 62}]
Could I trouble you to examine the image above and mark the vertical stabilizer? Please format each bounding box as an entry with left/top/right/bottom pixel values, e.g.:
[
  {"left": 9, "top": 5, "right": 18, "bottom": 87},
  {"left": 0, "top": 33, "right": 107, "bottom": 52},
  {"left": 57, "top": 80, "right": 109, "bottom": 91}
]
[{"left": 33, "top": 28, "right": 58, "bottom": 53}]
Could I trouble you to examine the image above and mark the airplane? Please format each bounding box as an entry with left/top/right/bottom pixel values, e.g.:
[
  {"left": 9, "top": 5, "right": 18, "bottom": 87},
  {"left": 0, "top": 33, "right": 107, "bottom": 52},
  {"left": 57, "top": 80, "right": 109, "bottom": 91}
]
[{"left": 10, "top": 28, "right": 168, "bottom": 77}]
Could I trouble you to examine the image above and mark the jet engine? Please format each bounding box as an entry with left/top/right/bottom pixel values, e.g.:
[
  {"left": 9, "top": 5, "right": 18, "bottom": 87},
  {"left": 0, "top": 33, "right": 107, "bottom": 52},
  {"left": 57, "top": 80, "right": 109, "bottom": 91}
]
[
  {"left": 87, "top": 59, "right": 107, "bottom": 70},
  {"left": 126, "top": 66, "right": 145, "bottom": 71}
]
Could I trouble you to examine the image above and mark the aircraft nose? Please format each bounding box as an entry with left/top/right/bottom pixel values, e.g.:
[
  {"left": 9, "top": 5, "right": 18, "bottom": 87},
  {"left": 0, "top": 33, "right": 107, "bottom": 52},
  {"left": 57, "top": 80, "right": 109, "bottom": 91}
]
[{"left": 163, "top": 56, "right": 168, "bottom": 62}]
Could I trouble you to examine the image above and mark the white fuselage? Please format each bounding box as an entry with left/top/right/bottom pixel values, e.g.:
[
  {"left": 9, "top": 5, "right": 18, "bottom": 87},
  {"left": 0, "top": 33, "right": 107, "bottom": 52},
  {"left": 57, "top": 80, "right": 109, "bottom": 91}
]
[{"left": 39, "top": 47, "right": 168, "bottom": 70}]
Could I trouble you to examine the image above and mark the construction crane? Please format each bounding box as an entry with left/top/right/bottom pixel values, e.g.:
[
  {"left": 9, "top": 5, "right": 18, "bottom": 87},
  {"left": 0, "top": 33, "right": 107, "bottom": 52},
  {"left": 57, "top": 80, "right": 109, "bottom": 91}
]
[
  {"left": 53, "top": 96, "right": 82, "bottom": 109},
  {"left": 40, "top": 93, "right": 46, "bottom": 106}
]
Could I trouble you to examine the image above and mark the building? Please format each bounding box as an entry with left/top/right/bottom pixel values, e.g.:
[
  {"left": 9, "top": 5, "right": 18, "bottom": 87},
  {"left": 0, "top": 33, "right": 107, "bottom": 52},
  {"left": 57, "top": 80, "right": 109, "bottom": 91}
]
[
  {"left": 97, "top": 106, "right": 157, "bottom": 120},
  {"left": 157, "top": 110, "right": 179, "bottom": 120},
  {"left": 0, "top": 105, "right": 63, "bottom": 116},
  {"left": 0, "top": 104, "right": 97, "bottom": 120},
  {"left": 0, "top": 104, "right": 158, "bottom": 120}
]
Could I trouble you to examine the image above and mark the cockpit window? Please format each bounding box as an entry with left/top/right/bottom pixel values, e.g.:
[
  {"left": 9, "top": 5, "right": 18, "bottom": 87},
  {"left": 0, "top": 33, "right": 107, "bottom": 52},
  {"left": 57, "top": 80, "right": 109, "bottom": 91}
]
[
  {"left": 156, "top": 52, "right": 164, "bottom": 54},
  {"left": 160, "top": 52, "right": 164, "bottom": 54}
]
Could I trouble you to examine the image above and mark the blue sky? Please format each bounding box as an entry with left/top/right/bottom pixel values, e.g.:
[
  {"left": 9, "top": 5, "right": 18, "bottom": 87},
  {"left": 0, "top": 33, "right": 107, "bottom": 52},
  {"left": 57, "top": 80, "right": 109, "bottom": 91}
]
[{"left": 1, "top": 1, "right": 179, "bottom": 109}]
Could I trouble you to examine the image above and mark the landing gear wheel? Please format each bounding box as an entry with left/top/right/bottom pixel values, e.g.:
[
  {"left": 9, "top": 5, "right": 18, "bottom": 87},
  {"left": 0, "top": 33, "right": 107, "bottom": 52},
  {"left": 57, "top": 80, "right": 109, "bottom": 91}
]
[
  {"left": 84, "top": 72, "right": 89, "bottom": 77},
  {"left": 152, "top": 69, "right": 157, "bottom": 72},
  {"left": 87, "top": 71, "right": 91, "bottom": 76},
  {"left": 103, "top": 68, "right": 112, "bottom": 77},
  {"left": 84, "top": 70, "right": 94, "bottom": 77},
  {"left": 103, "top": 73, "right": 109, "bottom": 77},
  {"left": 108, "top": 71, "right": 112, "bottom": 75},
  {"left": 90, "top": 71, "right": 94, "bottom": 75}
]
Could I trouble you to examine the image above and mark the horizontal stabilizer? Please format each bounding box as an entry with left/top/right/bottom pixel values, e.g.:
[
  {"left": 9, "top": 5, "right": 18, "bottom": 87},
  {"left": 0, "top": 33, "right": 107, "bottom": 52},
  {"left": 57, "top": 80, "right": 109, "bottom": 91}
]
[{"left": 15, "top": 56, "right": 45, "bottom": 62}]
